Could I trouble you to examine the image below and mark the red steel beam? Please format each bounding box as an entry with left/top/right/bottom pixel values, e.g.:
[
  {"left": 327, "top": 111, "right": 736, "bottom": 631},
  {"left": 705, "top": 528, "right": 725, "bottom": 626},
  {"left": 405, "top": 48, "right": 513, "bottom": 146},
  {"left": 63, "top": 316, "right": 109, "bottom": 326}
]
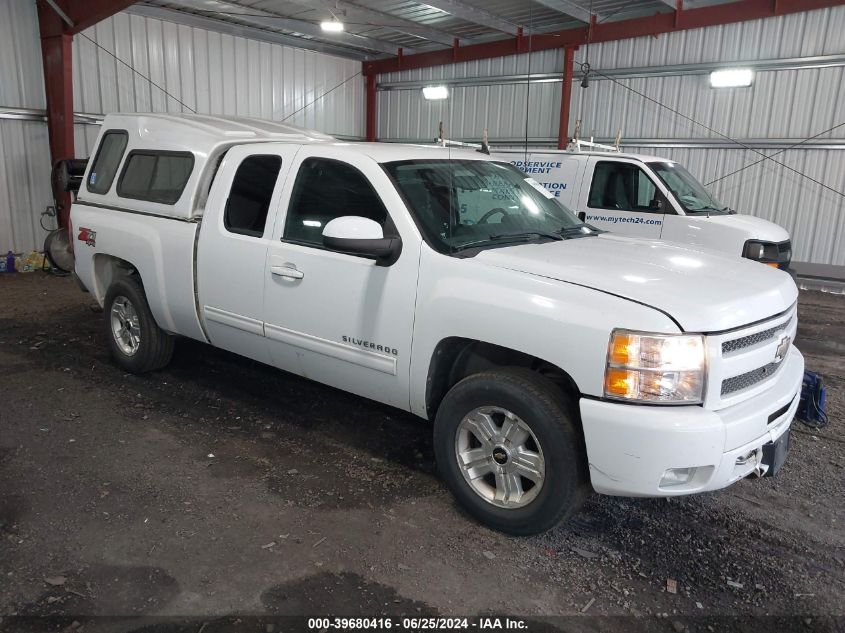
[
  {"left": 37, "top": 1, "right": 75, "bottom": 225},
  {"left": 64, "top": 0, "right": 139, "bottom": 34},
  {"left": 363, "top": 0, "right": 845, "bottom": 76},
  {"left": 557, "top": 46, "right": 576, "bottom": 150},
  {"left": 37, "top": 0, "right": 138, "bottom": 227}
]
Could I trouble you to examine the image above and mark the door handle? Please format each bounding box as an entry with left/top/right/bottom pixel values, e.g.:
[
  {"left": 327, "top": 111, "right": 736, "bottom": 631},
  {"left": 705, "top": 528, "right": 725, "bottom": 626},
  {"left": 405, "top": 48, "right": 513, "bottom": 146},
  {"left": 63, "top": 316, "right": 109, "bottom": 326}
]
[{"left": 270, "top": 264, "right": 304, "bottom": 280}]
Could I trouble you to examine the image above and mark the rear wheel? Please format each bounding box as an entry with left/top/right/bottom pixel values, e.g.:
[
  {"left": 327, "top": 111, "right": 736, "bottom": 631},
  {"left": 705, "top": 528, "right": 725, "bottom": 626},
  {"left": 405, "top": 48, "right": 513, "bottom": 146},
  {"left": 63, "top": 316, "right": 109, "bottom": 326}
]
[
  {"left": 104, "top": 276, "right": 174, "bottom": 374},
  {"left": 434, "top": 368, "right": 588, "bottom": 535}
]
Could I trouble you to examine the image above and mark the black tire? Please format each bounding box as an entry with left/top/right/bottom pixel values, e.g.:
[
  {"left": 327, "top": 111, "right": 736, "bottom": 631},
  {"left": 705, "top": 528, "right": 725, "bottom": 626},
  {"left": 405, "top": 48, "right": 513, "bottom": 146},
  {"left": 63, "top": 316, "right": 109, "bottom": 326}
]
[
  {"left": 103, "top": 275, "right": 174, "bottom": 374},
  {"left": 434, "top": 367, "right": 589, "bottom": 535}
]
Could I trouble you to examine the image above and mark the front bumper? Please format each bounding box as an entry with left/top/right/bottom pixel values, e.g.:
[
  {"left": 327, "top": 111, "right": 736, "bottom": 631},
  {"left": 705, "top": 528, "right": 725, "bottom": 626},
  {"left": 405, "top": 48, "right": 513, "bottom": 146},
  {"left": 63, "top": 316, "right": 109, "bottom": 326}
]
[{"left": 580, "top": 346, "right": 804, "bottom": 497}]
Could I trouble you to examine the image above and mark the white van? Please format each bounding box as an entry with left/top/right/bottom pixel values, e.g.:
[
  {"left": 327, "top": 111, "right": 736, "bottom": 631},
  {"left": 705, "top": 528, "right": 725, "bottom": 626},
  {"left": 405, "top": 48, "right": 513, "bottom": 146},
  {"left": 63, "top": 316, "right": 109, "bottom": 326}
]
[{"left": 495, "top": 147, "right": 792, "bottom": 270}]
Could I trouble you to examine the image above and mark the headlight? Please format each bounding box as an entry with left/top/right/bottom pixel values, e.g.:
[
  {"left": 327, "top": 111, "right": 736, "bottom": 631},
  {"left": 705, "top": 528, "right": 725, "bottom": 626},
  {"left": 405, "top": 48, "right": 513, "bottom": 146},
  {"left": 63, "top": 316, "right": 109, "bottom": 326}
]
[
  {"left": 742, "top": 240, "right": 780, "bottom": 267},
  {"left": 604, "top": 330, "right": 706, "bottom": 404}
]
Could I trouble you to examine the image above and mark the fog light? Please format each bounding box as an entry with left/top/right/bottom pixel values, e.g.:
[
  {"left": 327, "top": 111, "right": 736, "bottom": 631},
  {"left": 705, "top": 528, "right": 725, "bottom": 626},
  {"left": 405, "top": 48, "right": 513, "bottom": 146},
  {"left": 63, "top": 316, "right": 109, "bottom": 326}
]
[{"left": 660, "top": 467, "right": 696, "bottom": 487}]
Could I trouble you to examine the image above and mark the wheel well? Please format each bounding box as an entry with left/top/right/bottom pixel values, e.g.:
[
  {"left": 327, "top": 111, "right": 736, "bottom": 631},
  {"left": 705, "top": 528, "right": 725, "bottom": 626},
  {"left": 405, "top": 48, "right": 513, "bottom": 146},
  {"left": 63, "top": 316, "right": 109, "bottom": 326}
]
[
  {"left": 92, "top": 254, "right": 139, "bottom": 305},
  {"left": 425, "top": 337, "right": 581, "bottom": 420}
]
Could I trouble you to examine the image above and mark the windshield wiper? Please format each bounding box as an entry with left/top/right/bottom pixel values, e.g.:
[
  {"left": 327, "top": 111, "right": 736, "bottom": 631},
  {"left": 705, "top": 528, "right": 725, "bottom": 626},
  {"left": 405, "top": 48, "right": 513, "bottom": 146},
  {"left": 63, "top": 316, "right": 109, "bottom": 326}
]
[
  {"left": 558, "top": 225, "right": 601, "bottom": 238},
  {"left": 489, "top": 230, "right": 563, "bottom": 242},
  {"left": 451, "top": 231, "right": 562, "bottom": 252}
]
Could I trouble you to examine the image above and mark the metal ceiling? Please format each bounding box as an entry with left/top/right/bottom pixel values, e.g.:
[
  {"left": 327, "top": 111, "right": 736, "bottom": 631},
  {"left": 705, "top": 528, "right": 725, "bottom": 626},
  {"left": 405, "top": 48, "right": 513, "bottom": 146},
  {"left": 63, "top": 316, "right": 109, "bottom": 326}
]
[{"left": 132, "top": 0, "right": 735, "bottom": 60}]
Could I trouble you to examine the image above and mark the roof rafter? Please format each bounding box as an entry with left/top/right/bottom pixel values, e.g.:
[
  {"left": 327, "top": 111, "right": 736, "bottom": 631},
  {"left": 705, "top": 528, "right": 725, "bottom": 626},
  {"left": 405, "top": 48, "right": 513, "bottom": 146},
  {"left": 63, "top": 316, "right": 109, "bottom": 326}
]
[
  {"left": 531, "top": 0, "right": 596, "bottom": 23},
  {"left": 287, "top": 0, "right": 473, "bottom": 46},
  {"left": 162, "top": 0, "right": 406, "bottom": 55},
  {"left": 418, "top": 0, "right": 521, "bottom": 36},
  {"left": 364, "top": 0, "right": 845, "bottom": 75},
  {"left": 128, "top": 5, "right": 372, "bottom": 59}
]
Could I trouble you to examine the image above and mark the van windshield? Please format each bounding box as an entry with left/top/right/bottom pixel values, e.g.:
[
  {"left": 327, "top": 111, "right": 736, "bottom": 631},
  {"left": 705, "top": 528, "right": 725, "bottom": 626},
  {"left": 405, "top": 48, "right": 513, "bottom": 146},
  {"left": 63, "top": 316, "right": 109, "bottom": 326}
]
[
  {"left": 383, "top": 159, "right": 593, "bottom": 253},
  {"left": 650, "top": 161, "right": 730, "bottom": 215}
]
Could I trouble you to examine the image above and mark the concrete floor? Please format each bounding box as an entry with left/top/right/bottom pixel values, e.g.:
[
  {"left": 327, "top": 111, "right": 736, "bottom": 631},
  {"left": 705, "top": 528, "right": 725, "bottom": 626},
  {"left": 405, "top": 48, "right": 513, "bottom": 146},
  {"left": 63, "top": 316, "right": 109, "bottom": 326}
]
[{"left": 0, "top": 273, "right": 843, "bottom": 632}]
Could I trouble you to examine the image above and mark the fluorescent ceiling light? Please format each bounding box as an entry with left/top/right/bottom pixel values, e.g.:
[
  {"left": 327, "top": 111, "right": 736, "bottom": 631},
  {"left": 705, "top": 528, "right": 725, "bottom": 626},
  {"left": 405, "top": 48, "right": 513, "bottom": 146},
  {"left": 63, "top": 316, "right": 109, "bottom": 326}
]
[
  {"left": 320, "top": 20, "right": 344, "bottom": 32},
  {"left": 422, "top": 85, "right": 449, "bottom": 100},
  {"left": 709, "top": 68, "right": 753, "bottom": 88}
]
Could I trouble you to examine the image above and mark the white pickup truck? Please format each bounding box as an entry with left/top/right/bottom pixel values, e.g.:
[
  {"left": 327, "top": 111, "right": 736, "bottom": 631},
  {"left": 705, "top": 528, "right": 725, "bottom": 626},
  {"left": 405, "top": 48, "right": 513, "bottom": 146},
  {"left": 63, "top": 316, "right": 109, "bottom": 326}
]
[
  {"left": 494, "top": 147, "right": 792, "bottom": 269},
  {"left": 71, "top": 114, "right": 803, "bottom": 535}
]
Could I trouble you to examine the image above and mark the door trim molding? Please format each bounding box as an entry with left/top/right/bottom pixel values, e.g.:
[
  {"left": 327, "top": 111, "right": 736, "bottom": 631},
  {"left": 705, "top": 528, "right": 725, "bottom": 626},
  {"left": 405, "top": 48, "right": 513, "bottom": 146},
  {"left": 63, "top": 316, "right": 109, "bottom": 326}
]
[
  {"left": 264, "top": 323, "right": 398, "bottom": 376},
  {"left": 203, "top": 305, "right": 264, "bottom": 336}
]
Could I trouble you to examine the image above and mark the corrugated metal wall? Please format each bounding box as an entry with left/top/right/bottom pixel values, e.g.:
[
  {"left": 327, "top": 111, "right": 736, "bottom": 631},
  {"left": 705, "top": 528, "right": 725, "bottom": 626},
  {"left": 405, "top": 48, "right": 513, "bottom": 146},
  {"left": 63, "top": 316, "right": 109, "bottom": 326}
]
[
  {"left": 379, "top": 49, "right": 564, "bottom": 141},
  {"left": 0, "top": 0, "right": 51, "bottom": 256},
  {"left": 0, "top": 0, "right": 364, "bottom": 254},
  {"left": 376, "top": 6, "right": 845, "bottom": 265}
]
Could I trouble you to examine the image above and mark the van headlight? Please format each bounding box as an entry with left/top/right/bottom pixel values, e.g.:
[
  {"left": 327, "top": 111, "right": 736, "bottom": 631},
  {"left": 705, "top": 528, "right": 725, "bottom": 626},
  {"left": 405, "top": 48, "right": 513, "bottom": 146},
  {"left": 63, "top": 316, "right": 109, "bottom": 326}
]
[
  {"left": 604, "top": 330, "right": 706, "bottom": 404},
  {"left": 742, "top": 240, "right": 781, "bottom": 267}
]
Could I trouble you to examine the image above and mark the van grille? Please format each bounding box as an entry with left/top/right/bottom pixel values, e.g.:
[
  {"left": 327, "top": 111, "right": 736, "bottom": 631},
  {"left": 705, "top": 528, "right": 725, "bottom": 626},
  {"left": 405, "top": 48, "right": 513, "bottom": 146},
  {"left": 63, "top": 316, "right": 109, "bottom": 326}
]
[{"left": 722, "top": 318, "right": 791, "bottom": 355}]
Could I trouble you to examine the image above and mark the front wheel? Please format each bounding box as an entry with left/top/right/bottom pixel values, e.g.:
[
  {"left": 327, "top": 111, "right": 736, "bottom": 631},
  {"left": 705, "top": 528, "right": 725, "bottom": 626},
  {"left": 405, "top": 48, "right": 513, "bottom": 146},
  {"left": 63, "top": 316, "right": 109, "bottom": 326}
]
[
  {"left": 104, "top": 276, "right": 174, "bottom": 374},
  {"left": 434, "top": 368, "right": 588, "bottom": 535}
]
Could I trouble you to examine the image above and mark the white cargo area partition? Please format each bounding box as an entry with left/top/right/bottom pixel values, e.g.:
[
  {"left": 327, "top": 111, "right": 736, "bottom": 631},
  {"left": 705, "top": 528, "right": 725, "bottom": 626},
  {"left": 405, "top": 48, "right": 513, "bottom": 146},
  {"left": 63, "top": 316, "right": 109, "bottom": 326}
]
[
  {"left": 376, "top": 5, "right": 845, "bottom": 266},
  {"left": 0, "top": 0, "right": 364, "bottom": 255}
]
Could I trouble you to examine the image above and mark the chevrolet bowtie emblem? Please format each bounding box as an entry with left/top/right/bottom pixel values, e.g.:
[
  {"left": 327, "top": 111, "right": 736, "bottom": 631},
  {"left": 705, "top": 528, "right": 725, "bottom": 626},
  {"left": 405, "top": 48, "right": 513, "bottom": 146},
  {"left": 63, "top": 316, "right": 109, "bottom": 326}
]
[{"left": 774, "top": 335, "right": 791, "bottom": 364}]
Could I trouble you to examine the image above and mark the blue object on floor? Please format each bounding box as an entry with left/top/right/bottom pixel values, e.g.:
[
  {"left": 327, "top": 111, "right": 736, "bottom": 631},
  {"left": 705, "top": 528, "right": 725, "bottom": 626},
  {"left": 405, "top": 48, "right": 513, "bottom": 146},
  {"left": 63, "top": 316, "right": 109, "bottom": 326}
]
[{"left": 797, "top": 370, "right": 828, "bottom": 428}]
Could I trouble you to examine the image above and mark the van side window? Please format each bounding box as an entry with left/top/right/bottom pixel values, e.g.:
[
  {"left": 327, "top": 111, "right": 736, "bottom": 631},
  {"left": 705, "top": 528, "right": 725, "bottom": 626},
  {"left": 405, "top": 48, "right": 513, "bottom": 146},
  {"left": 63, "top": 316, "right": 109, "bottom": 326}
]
[
  {"left": 224, "top": 155, "right": 283, "bottom": 237},
  {"left": 86, "top": 130, "right": 128, "bottom": 194},
  {"left": 588, "top": 162, "right": 663, "bottom": 213},
  {"left": 117, "top": 151, "right": 194, "bottom": 204},
  {"left": 283, "top": 158, "right": 388, "bottom": 246}
]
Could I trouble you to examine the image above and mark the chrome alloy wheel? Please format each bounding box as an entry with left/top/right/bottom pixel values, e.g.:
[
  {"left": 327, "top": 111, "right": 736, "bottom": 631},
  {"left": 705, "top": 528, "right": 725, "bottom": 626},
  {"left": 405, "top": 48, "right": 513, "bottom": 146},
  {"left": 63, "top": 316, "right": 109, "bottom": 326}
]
[
  {"left": 455, "top": 406, "right": 545, "bottom": 508},
  {"left": 110, "top": 295, "right": 141, "bottom": 356}
]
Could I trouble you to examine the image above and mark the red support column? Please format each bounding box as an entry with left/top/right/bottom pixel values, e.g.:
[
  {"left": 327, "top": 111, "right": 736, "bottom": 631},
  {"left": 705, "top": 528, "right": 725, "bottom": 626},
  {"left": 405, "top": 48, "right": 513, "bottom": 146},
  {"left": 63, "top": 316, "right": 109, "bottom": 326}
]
[
  {"left": 365, "top": 74, "right": 377, "bottom": 142},
  {"left": 557, "top": 46, "right": 576, "bottom": 150},
  {"left": 36, "top": 0, "right": 147, "bottom": 227},
  {"left": 38, "top": 26, "right": 75, "bottom": 226}
]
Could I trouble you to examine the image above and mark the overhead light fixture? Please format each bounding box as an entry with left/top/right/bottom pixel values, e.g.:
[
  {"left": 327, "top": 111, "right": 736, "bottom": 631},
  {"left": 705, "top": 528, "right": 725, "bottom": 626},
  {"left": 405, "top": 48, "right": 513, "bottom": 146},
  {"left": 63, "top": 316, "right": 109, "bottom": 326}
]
[
  {"left": 422, "top": 85, "right": 449, "bottom": 100},
  {"left": 709, "top": 68, "right": 753, "bottom": 88},
  {"left": 320, "top": 20, "right": 344, "bottom": 32}
]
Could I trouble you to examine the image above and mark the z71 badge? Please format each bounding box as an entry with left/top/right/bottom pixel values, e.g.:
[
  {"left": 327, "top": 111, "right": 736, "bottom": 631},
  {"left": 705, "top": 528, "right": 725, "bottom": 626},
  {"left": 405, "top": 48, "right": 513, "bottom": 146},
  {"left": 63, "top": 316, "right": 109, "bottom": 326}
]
[{"left": 78, "top": 227, "right": 96, "bottom": 247}]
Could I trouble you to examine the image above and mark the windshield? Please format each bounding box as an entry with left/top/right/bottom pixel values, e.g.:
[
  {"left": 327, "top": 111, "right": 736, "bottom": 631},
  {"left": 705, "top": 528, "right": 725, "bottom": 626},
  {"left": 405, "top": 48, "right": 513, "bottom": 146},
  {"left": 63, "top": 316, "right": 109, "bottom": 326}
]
[
  {"left": 383, "top": 159, "right": 590, "bottom": 253},
  {"left": 650, "top": 161, "right": 730, "bottom": 215}
]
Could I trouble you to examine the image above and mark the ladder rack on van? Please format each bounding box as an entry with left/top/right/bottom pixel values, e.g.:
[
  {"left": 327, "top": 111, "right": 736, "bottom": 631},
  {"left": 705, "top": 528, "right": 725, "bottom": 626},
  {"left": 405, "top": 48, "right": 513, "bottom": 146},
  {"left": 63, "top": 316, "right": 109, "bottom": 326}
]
[
  {"left": 435, "top": 123, "right": 491, "bottom": 154},
  {"left": 567, "top": 122, "right": 622, "bottom": 153},
  {"left": 567, "top": 138, "right": 622, "bottom": 153}
]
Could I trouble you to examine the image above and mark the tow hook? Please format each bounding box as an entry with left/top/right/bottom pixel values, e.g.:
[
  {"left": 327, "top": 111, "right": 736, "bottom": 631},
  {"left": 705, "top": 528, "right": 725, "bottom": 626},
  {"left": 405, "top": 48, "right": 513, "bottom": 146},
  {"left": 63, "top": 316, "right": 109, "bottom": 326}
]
[{"left": 736, "top": 449, "right": 769, "bottom": 477}]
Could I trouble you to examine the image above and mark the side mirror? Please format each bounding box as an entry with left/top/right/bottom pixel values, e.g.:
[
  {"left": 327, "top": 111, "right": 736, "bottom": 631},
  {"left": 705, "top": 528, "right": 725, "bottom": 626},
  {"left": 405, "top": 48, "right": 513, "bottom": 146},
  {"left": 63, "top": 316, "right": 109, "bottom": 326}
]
[
  {"left": 649, "top": 194, "right": 667, "bottom": 212},
  {"left": 322, "top": 216, "right": 402, "bottom": 264}
]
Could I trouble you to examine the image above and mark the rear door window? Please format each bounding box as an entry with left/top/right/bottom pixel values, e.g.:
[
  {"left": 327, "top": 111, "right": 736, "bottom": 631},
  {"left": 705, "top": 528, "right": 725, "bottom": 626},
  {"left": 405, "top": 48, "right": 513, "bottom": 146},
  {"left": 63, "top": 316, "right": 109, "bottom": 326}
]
[
  {"left": 224, "top": 155, "right": 283, "bottom": 237},
  {"left": 117, "top": 151, "right": 194, "bottom": 204},
  {"left": 86, "top": 130, "right": 128, "bottom": 194}
]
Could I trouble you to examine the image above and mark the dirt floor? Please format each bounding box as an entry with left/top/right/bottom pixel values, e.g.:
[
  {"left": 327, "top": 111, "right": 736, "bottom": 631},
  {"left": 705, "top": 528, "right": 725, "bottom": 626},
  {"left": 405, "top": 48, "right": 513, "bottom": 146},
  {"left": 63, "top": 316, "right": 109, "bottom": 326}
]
[{"left": 0, "top": 272, "right": 843, "bottom": 632}]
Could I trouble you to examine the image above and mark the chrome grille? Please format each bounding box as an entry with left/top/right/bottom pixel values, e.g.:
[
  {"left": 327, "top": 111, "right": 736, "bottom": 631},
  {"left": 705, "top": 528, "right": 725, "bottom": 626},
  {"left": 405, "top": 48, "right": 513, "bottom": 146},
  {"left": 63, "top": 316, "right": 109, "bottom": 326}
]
[
  {"left": 721, "top": 362, "right": 780, "bottom": 396},
  {"left": 722, "top": 318, "right": 791, "bottom": 355}
]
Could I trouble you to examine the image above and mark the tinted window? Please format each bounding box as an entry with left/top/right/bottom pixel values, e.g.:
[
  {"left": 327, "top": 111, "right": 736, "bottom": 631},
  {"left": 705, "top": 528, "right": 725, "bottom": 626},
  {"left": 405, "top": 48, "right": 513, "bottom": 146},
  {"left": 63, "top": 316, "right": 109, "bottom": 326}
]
[
  {"left": 224, "top": 155, "right": 283, "bottom": 237},
  {"left": 588, "top": 162, "right": 661, "bottom": 213},
  {"left": 117, "top": 151, "right": 194, "bottom": 204},
  {"left": 86, "top": 130, "right": 128, "bottom": 194},
  {"left": 283, "top": 158, "right": 387, "bottom": 246}
]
